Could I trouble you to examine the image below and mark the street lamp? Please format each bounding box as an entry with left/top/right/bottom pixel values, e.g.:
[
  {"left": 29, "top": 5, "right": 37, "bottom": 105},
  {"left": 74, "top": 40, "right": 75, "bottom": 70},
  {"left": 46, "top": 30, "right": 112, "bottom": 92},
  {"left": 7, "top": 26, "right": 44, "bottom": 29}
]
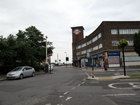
[{"left": 65, "top": 52, "right": 67, "bottom": 67}]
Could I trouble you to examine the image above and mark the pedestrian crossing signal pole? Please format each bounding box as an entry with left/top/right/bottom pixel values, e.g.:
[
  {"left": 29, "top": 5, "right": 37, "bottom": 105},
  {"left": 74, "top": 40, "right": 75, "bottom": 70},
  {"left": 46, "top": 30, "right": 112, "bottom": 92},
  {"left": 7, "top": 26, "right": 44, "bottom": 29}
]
[{"left": 92, "top": 58, "right": 94, "bottom": 78}]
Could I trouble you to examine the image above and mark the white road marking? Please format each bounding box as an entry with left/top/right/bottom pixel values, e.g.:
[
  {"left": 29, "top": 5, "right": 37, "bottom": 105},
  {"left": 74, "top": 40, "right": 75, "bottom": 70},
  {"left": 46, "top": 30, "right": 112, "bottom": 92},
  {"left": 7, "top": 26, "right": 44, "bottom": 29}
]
[
  {"left": 59, "top": 96, "right": 64, "bottom": 98},
  {"left": 65, "top": 97, "right": 72, "bottom": 101},
  {"left": 71, "top": 87, "right": 76, "bottom": 90},
  {"left": 108, "top": 82, "right": 140, "bottom": 89},
  {"left": 85, "top": 72, "right": 90, "bottom": 77},
  {"left": 78, "top": 84, "right": 81, "bottom": 86},
  {"left": 64, "top": 91, "right": 69, "bottom": 95},
  {"left": 82, "top": 82, "right": 85, "bottom": 84},
  {"left": 103, "top": 94, "right": 136, "bottom": 96}
]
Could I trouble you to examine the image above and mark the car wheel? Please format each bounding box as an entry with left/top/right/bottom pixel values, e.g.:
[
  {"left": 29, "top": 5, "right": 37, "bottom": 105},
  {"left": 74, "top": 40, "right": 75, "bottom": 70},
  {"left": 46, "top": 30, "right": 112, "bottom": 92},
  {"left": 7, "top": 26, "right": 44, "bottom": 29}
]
[
  {"left": 32, "top": 72, "right": 35, "bottom": 77},
  {"left": 19, "top": 74, "right": 23, "bottom": 79}
]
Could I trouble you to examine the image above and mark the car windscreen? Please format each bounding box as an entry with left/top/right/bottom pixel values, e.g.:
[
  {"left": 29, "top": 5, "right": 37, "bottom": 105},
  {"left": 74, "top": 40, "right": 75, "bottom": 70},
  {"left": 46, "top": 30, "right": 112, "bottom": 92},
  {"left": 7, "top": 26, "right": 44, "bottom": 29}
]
[{"left": 12, "top": 67, "right": 22, "bottom": 71}]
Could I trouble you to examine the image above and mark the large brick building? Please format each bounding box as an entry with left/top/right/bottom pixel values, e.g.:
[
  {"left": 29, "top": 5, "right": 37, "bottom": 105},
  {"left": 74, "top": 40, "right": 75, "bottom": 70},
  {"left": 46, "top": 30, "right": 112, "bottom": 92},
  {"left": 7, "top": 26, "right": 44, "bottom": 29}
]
[{"left": 71, "top": 21, "right": 140, "bottom": 68}]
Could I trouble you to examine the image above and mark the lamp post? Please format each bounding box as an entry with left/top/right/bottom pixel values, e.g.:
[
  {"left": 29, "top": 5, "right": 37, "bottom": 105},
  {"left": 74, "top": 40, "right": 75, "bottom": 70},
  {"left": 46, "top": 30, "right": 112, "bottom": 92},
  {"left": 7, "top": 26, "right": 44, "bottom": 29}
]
[
  {"left": 65, "top": 52, "right": 67, "bottom": 67},
  {"left": 46, "top": 36, "right": 48, "bottom": 63},
  {"left": 44, "top": 36, "right": 49, "bottom": 73}
]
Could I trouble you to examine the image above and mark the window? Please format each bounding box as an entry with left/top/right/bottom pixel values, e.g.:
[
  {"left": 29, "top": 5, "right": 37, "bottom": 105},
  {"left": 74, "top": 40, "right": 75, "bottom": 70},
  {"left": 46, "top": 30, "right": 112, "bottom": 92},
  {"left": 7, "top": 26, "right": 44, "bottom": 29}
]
[
  {"left": 87, "top": 48, "right": 92, "bottom": 53},
  {"left": 112, "top": 41, "right": 118, "bottom": 46},
  {"left": 99, "top": 43, "right": 103, "bottom": 49},
  {"left": 92, "top": 36, "right": 98, "bottom": 42},
  {"left": 128, "top": 40, "right": 133, "bottom": 46},
  {"left": 81, "top": 43, "right": 86, "bottom": 48},
  {"left": 98, "top": 33, "right": 102, "bottom": 38},
  {"left": 93, "top": 46, "right": 98, "bottom": 51},
  {"left": 87, "top": 40, "right": 91, "bottom": 45},
  {"left": 76, "top": 52, "right": 81, "bottom": 56},
  {"left": 76, "top": 45, "right": 81, "bottom": 49},
  {"left": 81, "top": 50, "right": 86, "bottom": 54},
  {"left": 119, "top": 29, "right": 140, "bottom": 34},
  {"left": 111, "top": 29, "right": 118, "bottom": 34}
]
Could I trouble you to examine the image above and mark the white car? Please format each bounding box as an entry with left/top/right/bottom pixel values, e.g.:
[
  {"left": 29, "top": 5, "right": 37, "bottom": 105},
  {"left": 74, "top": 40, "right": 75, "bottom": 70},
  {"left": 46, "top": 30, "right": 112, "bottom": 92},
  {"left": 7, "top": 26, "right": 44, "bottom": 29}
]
[{"left": 6, "top": 66, "right": 35, "bottom": 79}]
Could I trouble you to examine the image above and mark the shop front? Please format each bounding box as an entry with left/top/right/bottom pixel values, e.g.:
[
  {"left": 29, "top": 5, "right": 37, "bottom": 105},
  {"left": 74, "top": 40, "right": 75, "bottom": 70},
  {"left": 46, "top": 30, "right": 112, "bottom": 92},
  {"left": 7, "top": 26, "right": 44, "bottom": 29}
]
[{"left": 108, "top": 51, "right": 120, "bottom": 67}]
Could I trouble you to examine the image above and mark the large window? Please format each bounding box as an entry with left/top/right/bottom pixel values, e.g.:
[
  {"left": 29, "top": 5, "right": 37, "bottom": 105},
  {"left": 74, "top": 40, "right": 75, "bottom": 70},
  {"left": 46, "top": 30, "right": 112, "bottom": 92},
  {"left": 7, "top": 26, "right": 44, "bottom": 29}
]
[{"left": 119, "top": 29, "right": 140, "bottom": 34}]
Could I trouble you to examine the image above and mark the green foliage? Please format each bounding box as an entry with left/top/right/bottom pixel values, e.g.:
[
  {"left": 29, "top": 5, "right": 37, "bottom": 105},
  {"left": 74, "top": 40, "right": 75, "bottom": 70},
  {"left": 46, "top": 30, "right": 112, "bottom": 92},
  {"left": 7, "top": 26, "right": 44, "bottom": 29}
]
[
  {"left": 133, "top": 31, "right": 140, "bottom": 56},
  {"left": 0, "top": 26, "right": 55, "bottom": 73},
  {"left": 117, "top": 39, "right": 128, "bottom": 49}
]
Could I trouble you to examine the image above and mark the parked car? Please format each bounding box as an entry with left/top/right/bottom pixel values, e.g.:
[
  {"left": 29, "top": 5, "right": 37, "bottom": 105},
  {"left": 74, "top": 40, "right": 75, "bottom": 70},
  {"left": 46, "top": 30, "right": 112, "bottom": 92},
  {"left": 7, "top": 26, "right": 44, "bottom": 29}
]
[{"left": 6, "top": 66, "right": 35, "bottom": 79}]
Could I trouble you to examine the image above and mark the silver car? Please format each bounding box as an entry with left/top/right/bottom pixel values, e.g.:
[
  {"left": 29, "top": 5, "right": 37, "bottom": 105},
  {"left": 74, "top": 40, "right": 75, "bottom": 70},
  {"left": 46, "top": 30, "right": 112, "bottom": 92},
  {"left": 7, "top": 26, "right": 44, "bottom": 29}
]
[{"left": 6, "top": 66, "right": 35, "bottom": 79}]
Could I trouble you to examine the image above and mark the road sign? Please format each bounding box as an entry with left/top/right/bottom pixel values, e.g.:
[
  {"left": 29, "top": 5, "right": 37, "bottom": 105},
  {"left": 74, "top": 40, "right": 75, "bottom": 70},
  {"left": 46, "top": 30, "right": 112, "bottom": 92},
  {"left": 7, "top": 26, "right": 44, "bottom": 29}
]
[
  {"left": 73, "top": 29, "right": 81, "bottom": 35},
  {"left": 49, "top": 53, "right": 52, "bottom": 56},
  {"left": 103, "top": 54, "right": 106, "bottom": 58}
]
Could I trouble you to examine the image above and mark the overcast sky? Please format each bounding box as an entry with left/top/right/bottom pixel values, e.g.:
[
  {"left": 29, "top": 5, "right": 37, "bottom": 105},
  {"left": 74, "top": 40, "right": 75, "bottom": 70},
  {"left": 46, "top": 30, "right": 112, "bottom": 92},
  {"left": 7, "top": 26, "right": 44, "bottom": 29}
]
[{"left": 0, "top": 0, "right": 140, "bottom": 64}]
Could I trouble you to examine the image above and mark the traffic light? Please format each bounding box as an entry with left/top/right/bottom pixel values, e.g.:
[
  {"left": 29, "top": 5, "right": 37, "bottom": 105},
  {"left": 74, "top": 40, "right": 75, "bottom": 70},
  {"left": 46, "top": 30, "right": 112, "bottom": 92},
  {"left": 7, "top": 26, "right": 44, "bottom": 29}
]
[{"left": 66, "top": 57, "right": 69, "bottom": 61}]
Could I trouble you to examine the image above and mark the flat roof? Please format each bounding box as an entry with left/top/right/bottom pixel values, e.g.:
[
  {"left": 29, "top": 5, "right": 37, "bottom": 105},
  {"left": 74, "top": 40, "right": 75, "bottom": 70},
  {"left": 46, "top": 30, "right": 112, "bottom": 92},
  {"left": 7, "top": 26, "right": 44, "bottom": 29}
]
[{"left": 71, "top": 26, "right": 84, "bottom": 29}]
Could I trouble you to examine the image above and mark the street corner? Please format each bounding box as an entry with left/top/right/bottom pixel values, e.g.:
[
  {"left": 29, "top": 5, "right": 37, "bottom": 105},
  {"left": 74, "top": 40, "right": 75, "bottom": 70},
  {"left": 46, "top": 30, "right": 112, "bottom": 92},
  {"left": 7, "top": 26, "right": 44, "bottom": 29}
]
[{"left": 112, "top": 75, "right": 130, "bottom": 79}]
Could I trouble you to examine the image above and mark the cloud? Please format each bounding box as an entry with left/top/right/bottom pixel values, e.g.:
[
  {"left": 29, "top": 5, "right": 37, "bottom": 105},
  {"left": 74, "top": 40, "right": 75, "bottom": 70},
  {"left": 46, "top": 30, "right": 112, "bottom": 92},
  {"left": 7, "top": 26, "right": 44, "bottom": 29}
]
[{"left": 0, "top": 0, "right": 140, "bottom": 63}]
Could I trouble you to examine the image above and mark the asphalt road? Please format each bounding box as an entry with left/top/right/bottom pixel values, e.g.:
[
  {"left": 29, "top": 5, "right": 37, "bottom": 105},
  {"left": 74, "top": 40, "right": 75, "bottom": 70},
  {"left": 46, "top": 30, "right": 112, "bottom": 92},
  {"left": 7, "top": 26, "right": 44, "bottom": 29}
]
[{"left": 0, "top": 66, "right": 140, "bottom": 105}]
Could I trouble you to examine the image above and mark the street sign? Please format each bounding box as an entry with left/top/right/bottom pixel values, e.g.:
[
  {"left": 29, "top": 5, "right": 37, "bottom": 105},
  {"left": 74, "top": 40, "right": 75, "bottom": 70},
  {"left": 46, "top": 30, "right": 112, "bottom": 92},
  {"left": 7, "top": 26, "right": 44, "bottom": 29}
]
[
  {"left": 103, "top": 54, "right": 106, "bottom": 58},
  {"left": 49, "top": 53, "right": 52, "bottom": 56}
]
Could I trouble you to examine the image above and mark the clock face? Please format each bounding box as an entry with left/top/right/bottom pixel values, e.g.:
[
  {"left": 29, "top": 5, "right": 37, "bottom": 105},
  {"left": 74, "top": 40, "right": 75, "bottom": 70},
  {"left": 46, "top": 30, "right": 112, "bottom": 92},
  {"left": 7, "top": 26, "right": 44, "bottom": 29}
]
[{"left": 73, "top": 29, "right": 81, "bottom": 35}]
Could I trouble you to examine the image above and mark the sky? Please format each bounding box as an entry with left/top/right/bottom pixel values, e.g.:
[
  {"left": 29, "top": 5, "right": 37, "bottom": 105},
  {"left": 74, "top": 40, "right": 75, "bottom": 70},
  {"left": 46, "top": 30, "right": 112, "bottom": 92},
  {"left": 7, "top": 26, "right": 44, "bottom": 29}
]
[{"left": 0, "top": 0, "right": 140, "bottom": 64}]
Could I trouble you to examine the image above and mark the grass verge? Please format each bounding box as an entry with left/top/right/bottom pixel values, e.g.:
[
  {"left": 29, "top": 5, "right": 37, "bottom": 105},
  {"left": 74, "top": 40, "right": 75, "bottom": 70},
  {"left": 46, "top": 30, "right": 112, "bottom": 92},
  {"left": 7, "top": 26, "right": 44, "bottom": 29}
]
[{"left": 129, "top": 74, "right": 140, "bottom": 77}]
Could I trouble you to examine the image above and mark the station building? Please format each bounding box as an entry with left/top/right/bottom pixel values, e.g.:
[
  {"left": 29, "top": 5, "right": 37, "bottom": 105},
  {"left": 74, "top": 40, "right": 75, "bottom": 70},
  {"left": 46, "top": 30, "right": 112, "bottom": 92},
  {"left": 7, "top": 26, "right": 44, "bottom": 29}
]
[{"left": 71, "top": 21, "right": 140, "bottom": 68}]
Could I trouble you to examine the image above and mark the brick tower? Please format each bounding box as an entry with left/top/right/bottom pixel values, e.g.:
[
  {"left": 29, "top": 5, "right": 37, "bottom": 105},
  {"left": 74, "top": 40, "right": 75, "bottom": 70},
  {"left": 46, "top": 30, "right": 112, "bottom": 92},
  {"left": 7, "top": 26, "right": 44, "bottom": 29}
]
[{"left": 71, "top": 26, "right": 84, "bottom": 66}]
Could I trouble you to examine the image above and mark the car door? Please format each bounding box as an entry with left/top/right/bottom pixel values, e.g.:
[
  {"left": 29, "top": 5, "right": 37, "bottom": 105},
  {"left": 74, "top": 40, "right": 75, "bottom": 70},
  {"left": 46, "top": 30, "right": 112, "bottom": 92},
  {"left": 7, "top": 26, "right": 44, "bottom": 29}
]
[
  {"left": 25, "top": 67, "right": 32, "bottom": 76},
  {"left": 22, "top": 67, "right": 28, "bottom": 77}
]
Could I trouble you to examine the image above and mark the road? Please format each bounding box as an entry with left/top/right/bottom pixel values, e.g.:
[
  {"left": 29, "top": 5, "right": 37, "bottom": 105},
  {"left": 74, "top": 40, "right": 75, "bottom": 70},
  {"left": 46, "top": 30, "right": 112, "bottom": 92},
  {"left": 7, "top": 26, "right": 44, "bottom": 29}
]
[{"left": 0, "top": 66, "right": 140, "bottom": 105}]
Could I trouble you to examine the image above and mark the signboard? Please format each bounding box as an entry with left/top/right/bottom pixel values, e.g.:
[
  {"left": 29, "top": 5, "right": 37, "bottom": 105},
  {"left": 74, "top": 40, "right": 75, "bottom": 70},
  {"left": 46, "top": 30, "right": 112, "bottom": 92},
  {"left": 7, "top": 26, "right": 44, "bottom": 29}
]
[
  {"left": 73, "top": 29, "right": 81, "bottom": 35},
  {"left": 108, "top": 51, "right": 120, "bottom": 56},
  {"left": 103, "top": 54, "right": 106, "bottom": 58}
]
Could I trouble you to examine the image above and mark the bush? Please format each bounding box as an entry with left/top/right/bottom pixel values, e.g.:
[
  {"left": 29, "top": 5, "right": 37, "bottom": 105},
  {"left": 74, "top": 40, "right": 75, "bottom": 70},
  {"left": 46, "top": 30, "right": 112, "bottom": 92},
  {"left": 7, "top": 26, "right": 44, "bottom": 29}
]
[{"left": 32, "top": 65, "right": 44, "bottom": 71}]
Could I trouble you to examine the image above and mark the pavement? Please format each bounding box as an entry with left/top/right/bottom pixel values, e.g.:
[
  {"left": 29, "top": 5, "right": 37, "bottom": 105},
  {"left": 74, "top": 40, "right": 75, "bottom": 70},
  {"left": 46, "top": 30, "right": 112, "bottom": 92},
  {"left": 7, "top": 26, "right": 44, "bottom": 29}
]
[
  {"left": 79, "top": 66, "right": 140, "bottom": 80},
  {"left": 0, "top": 66, "right": 140, "bottom": 81}
]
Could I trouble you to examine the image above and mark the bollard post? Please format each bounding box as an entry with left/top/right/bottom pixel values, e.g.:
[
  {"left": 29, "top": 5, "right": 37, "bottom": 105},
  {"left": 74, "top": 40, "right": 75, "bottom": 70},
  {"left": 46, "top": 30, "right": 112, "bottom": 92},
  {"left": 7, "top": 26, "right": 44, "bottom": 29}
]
[{"left": 92, "top": 58, "right": 94, "bottom": 78}]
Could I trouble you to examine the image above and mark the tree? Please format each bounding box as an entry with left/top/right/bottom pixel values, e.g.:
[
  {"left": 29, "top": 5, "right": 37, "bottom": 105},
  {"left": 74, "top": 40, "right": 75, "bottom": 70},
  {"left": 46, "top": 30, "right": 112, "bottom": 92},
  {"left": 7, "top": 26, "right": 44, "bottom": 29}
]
[
  {"left": 0, "top": 35, "right": 17, "bottom": 73},
  {"left": 16, "top": 26, "right": 55, "bottom": 65},
  {"left": 133, "top": 31, "right": 140, "bottom": 56},
  {"left": 0, "top": 26, "right": 55, "bottom": 73}
]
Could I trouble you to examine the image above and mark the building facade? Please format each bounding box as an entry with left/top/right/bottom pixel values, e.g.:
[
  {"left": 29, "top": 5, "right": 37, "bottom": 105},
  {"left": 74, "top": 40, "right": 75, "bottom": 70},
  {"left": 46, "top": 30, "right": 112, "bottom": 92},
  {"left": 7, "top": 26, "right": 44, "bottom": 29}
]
[{"left": 71, "top": 21, "right": 140, "bottom": 68}]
